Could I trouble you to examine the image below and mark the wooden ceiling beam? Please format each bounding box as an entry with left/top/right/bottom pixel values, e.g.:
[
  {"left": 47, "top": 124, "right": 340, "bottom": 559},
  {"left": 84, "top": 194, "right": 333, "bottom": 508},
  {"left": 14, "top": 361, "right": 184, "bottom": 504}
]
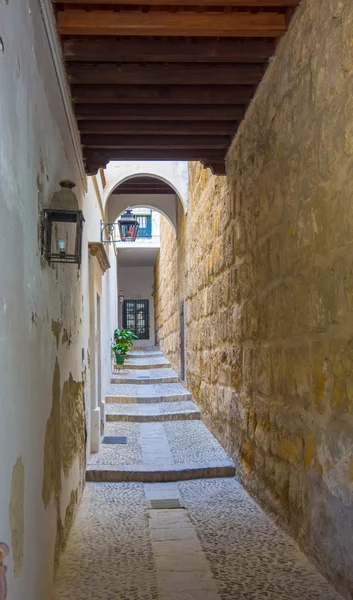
[
  {"left": 74, "top": 104, "right": 245, "bottom": 120},
  {"left": 81, "top": 134, "right": 231, "bottom": 149},
  {"left": 78, "top": 120, "right": 238, "bottom": 134},
  {"left": 72, "top": 84, "right": 254, "bottom": 104},
  {"left": 54, "top": 0, "right": 299, "bottom": 6},
  {"left": 63, "top": 38, "right": 274, "bottom": 63},
  {"left": 84, "top": 148, "right": 225, "bottom": 161},
  {"left": 68, "top": 63, "right": 263, "bottom": 85},
  {"left": 57, "top": 11, "right": 287, "bottom": 37}
]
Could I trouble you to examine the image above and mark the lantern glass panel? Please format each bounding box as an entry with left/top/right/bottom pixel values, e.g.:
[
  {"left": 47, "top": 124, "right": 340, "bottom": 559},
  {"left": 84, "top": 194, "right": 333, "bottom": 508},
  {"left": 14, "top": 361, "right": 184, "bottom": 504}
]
[
  {"left": 43, "top": 209, "right": 84, "bottom": 265},
  {"left": 119, "top": 222, "right": 139, "bottom": 242}
]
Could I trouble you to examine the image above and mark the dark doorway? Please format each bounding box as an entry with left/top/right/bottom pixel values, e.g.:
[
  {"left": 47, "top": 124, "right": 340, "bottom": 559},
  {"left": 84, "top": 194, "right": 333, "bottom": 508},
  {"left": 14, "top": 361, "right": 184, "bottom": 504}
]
[{"left": 123, "top": 299, "right": 149, "bottom": 340}]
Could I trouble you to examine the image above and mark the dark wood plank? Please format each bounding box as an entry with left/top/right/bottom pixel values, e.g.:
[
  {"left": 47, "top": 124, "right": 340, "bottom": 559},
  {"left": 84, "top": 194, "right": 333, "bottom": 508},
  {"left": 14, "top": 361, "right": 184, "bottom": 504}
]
[
  {"left": 57, "top": 10, "right": 287, "bottom": 37},
  {"left": 78, "top": 120, "right": 238, "bottom": 134},
  {"left": 72, "top": 84, "right": 254, "bottom": 104},
  {"left": 84, "top": 148, "right": 225, "bottom": 162},
  {"left": 74, "top": 104, "right": 245, "bottom": 120},
  {"left": 68, "top": 63, "right": 263, "bottom": 85},
  {"left": 63, "top": 38, "right": 274, "bottom": 63},
  {"left": 81, "top": 134, "right": 231, "bottom": 149},
  {"left": 54, "top": 0, "right": 299, "bottom": 6}
]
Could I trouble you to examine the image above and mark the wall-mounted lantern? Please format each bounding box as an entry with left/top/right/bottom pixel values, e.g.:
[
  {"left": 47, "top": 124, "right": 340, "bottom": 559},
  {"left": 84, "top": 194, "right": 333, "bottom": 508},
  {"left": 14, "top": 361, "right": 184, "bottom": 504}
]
[
  {"left": 42, "top": 180, "right": 85, "bottom": 266},
  {"left": 101, "top": 207, "right": 139, "bottom": 244}
]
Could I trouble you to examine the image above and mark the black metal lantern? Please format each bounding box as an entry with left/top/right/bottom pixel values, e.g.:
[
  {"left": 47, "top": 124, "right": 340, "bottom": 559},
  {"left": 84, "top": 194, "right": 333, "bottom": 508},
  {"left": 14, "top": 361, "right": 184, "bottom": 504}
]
[
  {"left": 117, "top": 207, "right": 139, "bottom": 242},
  {"left": 42, "top": 180, "right": 85, "bottom": 266}
]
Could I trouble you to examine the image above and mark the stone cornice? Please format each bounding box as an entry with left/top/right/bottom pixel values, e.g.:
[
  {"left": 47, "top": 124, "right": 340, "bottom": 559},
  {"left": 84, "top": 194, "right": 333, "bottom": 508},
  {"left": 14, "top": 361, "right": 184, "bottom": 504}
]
[
  {"left": 88, "top": 242, "right": 111, "bottom": 274},
  {"left": 38, "top": 0, "right": 86, "bottom": 187}
]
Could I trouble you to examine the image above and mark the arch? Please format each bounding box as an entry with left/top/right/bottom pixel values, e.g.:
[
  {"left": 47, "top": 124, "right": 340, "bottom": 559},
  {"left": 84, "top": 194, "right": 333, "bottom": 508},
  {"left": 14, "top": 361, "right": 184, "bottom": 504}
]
[{"left": 103, "top": 161, "right": 188, "bottom": 214}]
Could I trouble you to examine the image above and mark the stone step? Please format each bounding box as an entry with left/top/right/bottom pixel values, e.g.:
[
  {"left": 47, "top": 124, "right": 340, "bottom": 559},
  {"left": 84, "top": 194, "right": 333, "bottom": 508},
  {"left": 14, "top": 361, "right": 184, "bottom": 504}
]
[
  {"left": 106, "top": 401, "right": 201, "bottom": 422},
  {"left": 128, "top": 349, "right": 163, "bottom": 357},
  {"left": 114, "top": 356, "right": 171, "bottom": 370},
  {"left": 106, "top": 382, "right": 192, "bottom": 404},
  {"left": 87, "top": 421, "right": 235, "bottom": 483},
  {"left": 86, "top": 463, "right": 235, "bottom": 483},
  {"left": 111, "top": 368, "right": 179, "bottom": 385}
]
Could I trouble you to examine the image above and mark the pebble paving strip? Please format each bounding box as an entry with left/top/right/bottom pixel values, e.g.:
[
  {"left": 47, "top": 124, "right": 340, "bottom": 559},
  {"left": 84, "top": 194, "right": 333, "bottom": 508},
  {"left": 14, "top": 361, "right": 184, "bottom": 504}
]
[
  {"left": 52, "top": 483, "right": 159, "bottom": 600},
  {"left": 179, "top": 478, "right": 344, "bottom": 600},
  {"left": 164, "top": 421, "right": 234, "bottom": 466},
  {"left": 105, "top": 401, "right": 200, "bottom": 416},
  {"left": 87, "top": 422, "right": 143, "bottom": 466}
]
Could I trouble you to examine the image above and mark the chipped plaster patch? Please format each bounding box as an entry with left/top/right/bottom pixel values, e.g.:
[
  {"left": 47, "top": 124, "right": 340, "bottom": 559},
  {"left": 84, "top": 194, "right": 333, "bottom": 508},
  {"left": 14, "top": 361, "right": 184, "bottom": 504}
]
[
  {"left": 9, "top": 457, "right": 24, "bottom": 578},
  {"left": 42, "top": 360, "right": 61, "bottom": 508},
  {"left": 51, "top": 320, "right": 62, "bottom": 349}
]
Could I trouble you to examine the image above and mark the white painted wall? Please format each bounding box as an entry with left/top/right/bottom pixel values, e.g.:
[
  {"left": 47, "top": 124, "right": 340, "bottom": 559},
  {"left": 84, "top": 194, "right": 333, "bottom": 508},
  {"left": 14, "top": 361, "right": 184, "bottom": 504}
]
[
  {"left": 0, "top": 1, "right": 117, "bottom": 599},
  {"left": 103, "top": 161, "right": 189, "bottom": 213},
  {"left": 118, "top": 266, "right": 155, "bottom": 347}
]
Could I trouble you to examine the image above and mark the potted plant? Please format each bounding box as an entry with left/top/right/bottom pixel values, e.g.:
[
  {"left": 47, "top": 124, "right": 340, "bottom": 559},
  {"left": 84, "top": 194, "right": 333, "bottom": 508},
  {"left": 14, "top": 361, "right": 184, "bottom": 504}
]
[{"left": 112, "top": 328, "right": 138, "bottom": 366}]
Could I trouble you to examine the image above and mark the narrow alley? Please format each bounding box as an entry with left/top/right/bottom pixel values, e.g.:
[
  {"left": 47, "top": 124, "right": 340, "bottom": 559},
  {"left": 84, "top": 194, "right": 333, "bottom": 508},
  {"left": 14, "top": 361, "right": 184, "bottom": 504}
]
[
  {"left": 52, "top": 349, "right": 342, "bottom": 600},
  {"left": 1, "top": 1, "right": 353, "bottom": 600}
]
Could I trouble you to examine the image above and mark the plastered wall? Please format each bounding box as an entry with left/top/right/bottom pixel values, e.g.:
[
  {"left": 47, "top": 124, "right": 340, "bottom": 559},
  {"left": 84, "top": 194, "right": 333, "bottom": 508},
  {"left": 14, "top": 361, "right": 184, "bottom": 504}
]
[
  {"left": 0, "top": 1, "right": 116, "bottom": 598},
  {"left": 155, "top": 1, "right": 353, "bottom": 597}
]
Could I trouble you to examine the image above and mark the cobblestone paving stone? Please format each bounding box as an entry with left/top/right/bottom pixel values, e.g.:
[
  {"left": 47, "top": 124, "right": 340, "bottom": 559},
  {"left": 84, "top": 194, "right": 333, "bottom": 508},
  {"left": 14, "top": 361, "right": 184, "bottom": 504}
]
[
  {"left": 164, "top": 421, "right": 234, "bottom": 466},
  {"left": 178, "top": 478, "right": 343, "bottom": 600},
  {"left": 112, "top": 368, "right": 179, "bottom": 382},
  {"left": 53, "top": 350, "right": 344, "bottom": 600},
  {"left": 106, "top": 382, "right": 192, "bottom": 402},
  {"left": 124, "top": 357, "right": 170, "bottom": 368},
  {"left": 105, "top": 401, "right": 200, "bottom": 416},
  {"left": 52, "top": 483, "right": 158, "bottom": 600},
  {"left": 88, "top": 422, "right": 142, "bottom": 466}
]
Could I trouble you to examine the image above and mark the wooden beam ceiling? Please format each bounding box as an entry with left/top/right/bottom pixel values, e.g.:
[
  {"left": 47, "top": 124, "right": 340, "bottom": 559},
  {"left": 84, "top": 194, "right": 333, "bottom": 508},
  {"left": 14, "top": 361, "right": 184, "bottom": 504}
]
[
  {"left": 53, "top": 0, "right": 299, "bottom": 175},
  {"left": 71, "top": 85, "right": 255, "bottom": 104},
  {"left": 57, "top": 11, "right": 287, "bottom": 37},
  {"left": 68, "top": 63, "right": 264, "bottom": 85},
  {"left": 53, "top": 0, "right": 299, "bottom": 6},
  {"left": 74, "top": 105, "right": 245, "bottom": 121},
  {"left": 78, "top": 120, "right": 239, "bottom": 134},
  {"left": 63, "top": 38, "right": 274, "bottom": 63}
]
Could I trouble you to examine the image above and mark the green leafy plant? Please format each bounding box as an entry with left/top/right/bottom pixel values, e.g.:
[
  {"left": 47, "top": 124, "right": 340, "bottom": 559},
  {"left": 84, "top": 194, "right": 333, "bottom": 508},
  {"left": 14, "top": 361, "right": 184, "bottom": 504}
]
[
  {"left": 111, "top": 328, "right": 138, "bottom": 364},
  {"left": 114, "top": 328, "right": 138, "bottom": 345}
]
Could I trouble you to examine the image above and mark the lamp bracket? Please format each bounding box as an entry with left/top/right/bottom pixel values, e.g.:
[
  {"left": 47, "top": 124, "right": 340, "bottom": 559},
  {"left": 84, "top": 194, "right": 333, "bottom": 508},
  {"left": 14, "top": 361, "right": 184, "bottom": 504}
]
[{"left": 100, "top": 221, "right": 122, "bottom": 244}]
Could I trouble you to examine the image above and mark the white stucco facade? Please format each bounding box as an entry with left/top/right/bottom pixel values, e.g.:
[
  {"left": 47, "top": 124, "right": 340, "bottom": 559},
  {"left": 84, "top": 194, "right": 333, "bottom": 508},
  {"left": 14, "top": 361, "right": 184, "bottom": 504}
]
[
  {"left": 0, "top": 2, "right": 118, "bottom": 599},
  {"left": 103, "top": 161, "right": 189, "bottom": 214}
]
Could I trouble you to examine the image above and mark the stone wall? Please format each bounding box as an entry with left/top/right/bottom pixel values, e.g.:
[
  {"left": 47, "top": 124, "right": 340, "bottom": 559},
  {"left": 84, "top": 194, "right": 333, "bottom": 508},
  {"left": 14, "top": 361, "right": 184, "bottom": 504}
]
[{"left": 154, "top": 1, "right": 353, "bottom": 596}]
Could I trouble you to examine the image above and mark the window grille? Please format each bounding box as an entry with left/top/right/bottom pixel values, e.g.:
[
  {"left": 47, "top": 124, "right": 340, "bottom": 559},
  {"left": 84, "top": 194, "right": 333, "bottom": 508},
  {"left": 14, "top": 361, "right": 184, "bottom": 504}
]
[
  {"left": 123, "top": 299, "right": 149, "bottom": 340},
  {"left": 136, "top": 214, "right": 152, "bottom": 238}
]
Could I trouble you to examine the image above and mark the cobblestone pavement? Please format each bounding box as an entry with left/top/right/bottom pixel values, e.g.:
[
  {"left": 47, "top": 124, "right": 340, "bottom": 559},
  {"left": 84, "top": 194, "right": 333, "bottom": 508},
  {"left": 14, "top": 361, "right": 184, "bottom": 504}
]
[
  {"left": 106, "top": 382, "right": 192, "bottom": 402},
  {"left": 52, "top": 480, "right": 343, "bottom": 600},
  {"left": 123, "top": 356, "right": 170, "bottom": 368},
  {"left": 111, "top": 368, "right": 179, "bottom": 384},
  {"left": 52, "top": 350, "right": 344, "bottom": 600},
  {"left": 87, "top": 421, "right": 232, "bottom": 469}
]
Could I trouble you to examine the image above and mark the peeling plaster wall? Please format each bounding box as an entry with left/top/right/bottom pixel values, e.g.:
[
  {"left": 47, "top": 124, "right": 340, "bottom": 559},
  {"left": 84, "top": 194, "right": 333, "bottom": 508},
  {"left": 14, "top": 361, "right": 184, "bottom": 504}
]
[
  {"left": 155, "top": 1, "right": 353, "bottom": 596},
  {"left": 0, "top": 2, "right": 117, "bottom": 599}
]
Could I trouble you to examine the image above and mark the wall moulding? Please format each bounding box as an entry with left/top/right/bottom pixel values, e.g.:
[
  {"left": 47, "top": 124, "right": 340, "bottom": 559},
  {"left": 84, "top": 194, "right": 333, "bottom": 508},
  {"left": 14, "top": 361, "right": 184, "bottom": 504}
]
[
  {"left": 88, "top": 242, "right": 111, "bottom": 273},
  {"left": 38, "top": 0, "right": 86, "bottom": 187}
]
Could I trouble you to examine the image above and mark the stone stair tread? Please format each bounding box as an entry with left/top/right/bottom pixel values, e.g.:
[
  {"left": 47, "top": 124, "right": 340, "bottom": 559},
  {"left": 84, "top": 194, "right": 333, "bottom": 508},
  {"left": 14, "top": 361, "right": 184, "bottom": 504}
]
[
  {"left": 105, "top": 400, "right": 201, "bottom": 421},
  {"left": 106, "top": 382, "right": 192, "bottom": 403},
  {"left": 111, "top": 368, "right": 179, "bottom": 385},
  {"left": 86, "top": 462, "right": 235, "bottom": 482},
  {"left": 88, "top": 421, "right": 235, "bottom": 483},
  {"left": 128, "top": 349, "right": 163, "bottom": 357},
  {"left": 117, "top": 357, "right": 171, "bottom": 370}
]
